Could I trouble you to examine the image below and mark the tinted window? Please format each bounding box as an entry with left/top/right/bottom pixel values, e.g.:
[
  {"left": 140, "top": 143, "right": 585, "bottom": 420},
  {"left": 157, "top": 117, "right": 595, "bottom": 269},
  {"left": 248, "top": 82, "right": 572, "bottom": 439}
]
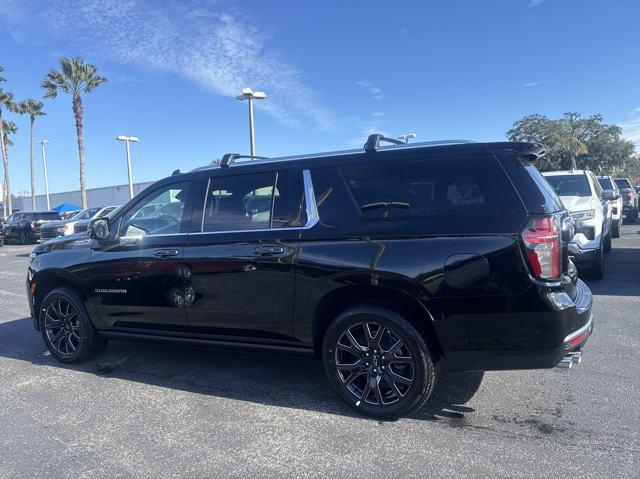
[
  {"left": 520, "top": 161, "right": 564, "bottom": 213},
  {"left": 614, "top": 178, "right": 631, "bottom": 189},
  {"left": 341, "top": 157, "right": 523, "bottom": 219},
  {"left": 309, "top": 167, "right": 361, "bottom": 228},
  {"left": 202, "top": 170, "right": 301, "bottom": 232},
  {"left": 544, "top": 175, "right": 591, "bottom": 197},
  {"left": 597, "top": 177, "right": 615, "bottom": 190},
  {"left": 120, "top": 182, "right": 190, "bottom": 236},
  {"left": 72, "top": 208, "right": 101, "bottom": 220},
  {"left": 590, "top": 173, "right": 603, "bottom": 199}
]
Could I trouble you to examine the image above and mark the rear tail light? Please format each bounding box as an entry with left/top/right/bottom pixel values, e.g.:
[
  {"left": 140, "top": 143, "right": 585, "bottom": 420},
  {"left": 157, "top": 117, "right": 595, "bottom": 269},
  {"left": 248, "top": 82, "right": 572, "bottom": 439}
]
[
  {"left": 521, "top": 216, "right": 560, "bottom": 280},
  {"left": 625, "top": 191, "right": 632, "bottom": 201}
]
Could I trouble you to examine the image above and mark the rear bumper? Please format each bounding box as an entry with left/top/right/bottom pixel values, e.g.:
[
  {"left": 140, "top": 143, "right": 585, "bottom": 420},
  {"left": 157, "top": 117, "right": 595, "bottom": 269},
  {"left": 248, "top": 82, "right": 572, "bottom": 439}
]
[{"left": 442, "top": 279, "right": 594, "bottom": 371}]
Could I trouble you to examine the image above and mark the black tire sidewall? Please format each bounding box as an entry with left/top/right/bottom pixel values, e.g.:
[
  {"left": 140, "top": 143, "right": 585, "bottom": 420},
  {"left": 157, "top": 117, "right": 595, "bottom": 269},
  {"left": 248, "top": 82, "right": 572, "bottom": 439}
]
[
  {"left": 39, "top": 287, "right": 104, "bottom": 363},
  {"left": 322, "top": 306, "right": 436, "bottom": 419}
]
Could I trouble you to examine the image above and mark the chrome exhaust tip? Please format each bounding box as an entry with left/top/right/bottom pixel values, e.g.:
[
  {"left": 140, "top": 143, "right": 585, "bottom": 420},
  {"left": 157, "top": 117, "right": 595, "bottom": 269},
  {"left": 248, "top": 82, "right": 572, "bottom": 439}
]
[
  {"left": 557, "top": 356, "right": 573, "bottom": 368},
  {"left": 570, "top": 351, "right": 582, "bottom": 365}
]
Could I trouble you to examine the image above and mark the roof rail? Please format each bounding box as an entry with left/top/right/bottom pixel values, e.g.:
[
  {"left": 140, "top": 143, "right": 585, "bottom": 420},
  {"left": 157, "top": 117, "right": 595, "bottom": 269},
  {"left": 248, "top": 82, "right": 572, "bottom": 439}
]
[
  {"left": 220, "top": 153, "right": 269, "bottom": 168},
  {"left": 364, "top": 134, "right": 405, "bottom": 153}
]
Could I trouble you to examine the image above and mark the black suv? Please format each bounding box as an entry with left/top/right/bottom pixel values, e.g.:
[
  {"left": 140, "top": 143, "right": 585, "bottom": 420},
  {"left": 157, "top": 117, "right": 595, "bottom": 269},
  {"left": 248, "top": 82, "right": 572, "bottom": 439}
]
[
  {"left": 27, "top": 136, "right": 593, "bottom": 418},
  {"left": 4, "top": 211, "right": 60, "bottom": 244}
]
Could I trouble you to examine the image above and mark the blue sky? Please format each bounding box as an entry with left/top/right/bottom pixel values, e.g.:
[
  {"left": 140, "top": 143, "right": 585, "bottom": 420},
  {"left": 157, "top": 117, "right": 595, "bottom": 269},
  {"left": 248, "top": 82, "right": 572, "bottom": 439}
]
[{"left": 0, "top": 0, "right": 639, "bottom": 196}]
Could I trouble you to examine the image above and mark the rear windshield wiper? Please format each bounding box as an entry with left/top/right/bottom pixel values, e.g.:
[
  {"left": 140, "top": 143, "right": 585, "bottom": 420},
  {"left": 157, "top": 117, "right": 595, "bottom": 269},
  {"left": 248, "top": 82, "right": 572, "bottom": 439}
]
[{"left": 361, "top": 201, "right": 410, "bottom": 218}]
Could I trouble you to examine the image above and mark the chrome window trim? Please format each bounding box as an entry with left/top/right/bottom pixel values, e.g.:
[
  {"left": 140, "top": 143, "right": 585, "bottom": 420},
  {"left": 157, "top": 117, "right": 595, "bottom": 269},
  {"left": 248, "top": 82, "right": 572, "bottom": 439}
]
[{"left": 130, "top": 168, "right": 318, "bottom": 238}]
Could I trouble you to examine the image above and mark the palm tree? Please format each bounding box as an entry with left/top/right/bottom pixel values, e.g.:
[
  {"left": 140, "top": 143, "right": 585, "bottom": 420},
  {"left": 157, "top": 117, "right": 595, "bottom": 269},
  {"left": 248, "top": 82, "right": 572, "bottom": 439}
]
[
  {"left": 42, "top": 57, "right": 106, "bottom": 208},
  {"left": 1, "top": 119, "right": 17, "bottom": 216},
  {"left": 0, "top": 68, "right": 16, "bottom": 216},
  {"left": 16, "top": 100, "right": 46, "bottom": 211},
  {"left": 556, "top": 126, "right": 588, "bottom": 170}
]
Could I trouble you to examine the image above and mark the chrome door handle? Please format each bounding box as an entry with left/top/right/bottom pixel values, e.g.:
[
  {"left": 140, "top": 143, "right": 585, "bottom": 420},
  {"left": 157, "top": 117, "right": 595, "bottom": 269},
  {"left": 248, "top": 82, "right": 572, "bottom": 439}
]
[
  {"left": 153, "top": 249, "right": 179, "bottom": 258},
  {"left": 252, "top": 246, "right": 285, "bottom": 256}
]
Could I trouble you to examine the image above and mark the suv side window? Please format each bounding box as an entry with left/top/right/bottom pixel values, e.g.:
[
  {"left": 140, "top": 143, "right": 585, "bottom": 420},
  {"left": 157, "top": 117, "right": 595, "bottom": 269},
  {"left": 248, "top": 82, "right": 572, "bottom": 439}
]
[
  {"left": 201, "top": 170, "right": 302, "bottom": 232},
  {"left": 341, "top": 156, "right": 523, "bottom": 219},
  {"left": 119, "top": 181, "right": 191, "bottom": 237}
]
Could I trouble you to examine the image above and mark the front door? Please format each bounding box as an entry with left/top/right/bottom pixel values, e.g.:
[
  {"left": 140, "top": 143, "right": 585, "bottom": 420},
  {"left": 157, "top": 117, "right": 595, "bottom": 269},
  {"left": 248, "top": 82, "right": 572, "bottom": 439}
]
[
  {"left": 183, "top": 168, "right": 307, "bottom": 341},
  {"left": 90, "top": 180, "right": 193, "bottom": 331}
]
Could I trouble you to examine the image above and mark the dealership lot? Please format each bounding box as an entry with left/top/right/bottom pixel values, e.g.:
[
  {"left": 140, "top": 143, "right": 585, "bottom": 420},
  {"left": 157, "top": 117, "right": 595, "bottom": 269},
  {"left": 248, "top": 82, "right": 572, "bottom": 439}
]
[{"left": 0, "top": 227, "right": 638, "bottom": 478}]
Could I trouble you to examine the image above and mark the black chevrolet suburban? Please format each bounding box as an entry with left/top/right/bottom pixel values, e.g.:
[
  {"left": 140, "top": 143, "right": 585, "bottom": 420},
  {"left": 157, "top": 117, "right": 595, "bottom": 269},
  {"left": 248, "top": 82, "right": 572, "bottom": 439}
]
[{"left": 27, "top": 136, "right": 593, "bottom": 418}]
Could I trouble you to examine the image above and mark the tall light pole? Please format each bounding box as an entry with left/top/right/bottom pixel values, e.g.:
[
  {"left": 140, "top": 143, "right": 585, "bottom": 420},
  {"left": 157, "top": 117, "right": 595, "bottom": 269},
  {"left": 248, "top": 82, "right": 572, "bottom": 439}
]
[
  {"left": 236, "top": 88, "right": 266, "bottom": 157},
  {"left": 40, "top": 140, "right": 51, "bottom": 211},
  {"left": 116, "top": 135, "right": 139, "bottom": 199},
  {"left": 398, "top": 133, "right": 416, "bottom": 144}
]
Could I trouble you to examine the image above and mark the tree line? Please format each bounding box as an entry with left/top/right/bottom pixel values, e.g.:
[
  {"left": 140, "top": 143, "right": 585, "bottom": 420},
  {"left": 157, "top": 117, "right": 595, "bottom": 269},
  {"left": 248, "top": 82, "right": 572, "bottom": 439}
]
[
  {"left": 507, "top": 112, "right": 639, "bottom": 178},
  {"left": 1, "top": 58, "right": 106, "bottom": 217}
]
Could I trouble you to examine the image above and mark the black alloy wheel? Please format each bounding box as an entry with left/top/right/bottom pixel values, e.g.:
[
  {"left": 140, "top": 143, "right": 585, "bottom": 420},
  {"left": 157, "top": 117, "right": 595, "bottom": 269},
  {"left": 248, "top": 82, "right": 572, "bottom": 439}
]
[
  {"left": 40, "top": 288, "right": 107, "bottom": 363},
  {"left": 335, "top": 322, "right": 414, "bottom": 406},
  {"left": 43, "top": 298, "right": 83, "bottom": 358},
  {"left": 323, "top": 306, "right": 437, "bottom": 419}
]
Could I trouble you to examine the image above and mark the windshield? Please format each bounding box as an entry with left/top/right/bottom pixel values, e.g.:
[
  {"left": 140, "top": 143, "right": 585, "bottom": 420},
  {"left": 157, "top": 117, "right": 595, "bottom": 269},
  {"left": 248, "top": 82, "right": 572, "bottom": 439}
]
[
  {"left": 544, "top": 174, "right": 592, "bottom": 197},
  {"left": 71, "top": 207, "right": 101, "bottom": 220},
  {"left": 614, "top": 178, "right": 631, "bottom": 189}
]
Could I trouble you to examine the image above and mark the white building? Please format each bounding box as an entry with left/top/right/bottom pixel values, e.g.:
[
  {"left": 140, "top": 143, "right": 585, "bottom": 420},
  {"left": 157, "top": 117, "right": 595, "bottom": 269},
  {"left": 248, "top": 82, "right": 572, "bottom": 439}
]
[{"left": 13, "top": 181, "right": 156, "bottom": 212}]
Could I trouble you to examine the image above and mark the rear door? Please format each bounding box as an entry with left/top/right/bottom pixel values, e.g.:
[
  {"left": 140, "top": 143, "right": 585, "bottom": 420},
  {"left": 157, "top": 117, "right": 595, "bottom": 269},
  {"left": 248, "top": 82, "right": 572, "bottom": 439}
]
[
  {"left": 183, "top": 167, "right": 307, "bottom": 341},
  {"left": 89, "top": 180, "right": 194, "bottom": 330}
]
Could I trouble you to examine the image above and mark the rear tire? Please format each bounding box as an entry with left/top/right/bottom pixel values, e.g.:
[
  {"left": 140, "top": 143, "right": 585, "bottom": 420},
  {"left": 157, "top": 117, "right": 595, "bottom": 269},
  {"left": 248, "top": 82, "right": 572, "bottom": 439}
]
[
  {"left": 322, "top": 306, "right": 437, "bottom": 419},
  {"left": 40, "top": 287, "right": 107, "bottom": 363}
]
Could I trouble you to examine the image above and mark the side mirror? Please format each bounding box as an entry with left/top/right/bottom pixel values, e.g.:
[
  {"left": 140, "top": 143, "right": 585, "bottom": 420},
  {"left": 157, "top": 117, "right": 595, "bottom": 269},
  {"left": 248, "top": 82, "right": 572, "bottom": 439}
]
[
  {"left": 89, "top": 218, "right": 110, "bottom": 241},
  {"left": 602, "top": 190, "right": 618, "bottom": 201}
]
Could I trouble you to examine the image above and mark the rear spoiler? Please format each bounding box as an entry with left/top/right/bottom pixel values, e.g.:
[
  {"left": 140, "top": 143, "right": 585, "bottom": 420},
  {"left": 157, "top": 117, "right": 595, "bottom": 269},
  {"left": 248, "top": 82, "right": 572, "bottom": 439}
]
[{"left": 488, "top": 142, "right": 547, "bottom": 162}]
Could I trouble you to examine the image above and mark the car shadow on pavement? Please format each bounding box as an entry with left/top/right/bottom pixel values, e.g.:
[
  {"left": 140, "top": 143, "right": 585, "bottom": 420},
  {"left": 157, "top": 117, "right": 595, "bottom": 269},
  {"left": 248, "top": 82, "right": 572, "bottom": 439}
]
[
  {"left": 0, "top": 316, "right": 483, "bottom": 422},
  {"left": 582, "top": 247, "right": 640, "bottom": 296}
]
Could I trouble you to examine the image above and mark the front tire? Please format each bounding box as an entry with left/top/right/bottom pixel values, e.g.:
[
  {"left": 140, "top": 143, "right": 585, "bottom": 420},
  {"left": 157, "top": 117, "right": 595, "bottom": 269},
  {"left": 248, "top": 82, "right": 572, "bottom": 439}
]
[
  {"left": 590, "top": 240, "right": 605, "bottom": 279},
  {"left": 604, "top": 229, "right": 612, "bottom": 253},
  {"left": 40, "top": 287, "right": 107, "bottom": 363},
  {"left": 612, "top": 219, "right": 621, "bottom": 238},
  {"left": 322, "top": 306, "right": 437, "bottom": 419}
]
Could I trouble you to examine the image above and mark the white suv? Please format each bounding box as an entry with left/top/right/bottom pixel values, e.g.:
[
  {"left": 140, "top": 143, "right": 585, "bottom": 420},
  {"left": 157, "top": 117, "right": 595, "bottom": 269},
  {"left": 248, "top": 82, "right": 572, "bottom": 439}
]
[{"left": 542, "top": 170, "right": 612, "bottom": 278}]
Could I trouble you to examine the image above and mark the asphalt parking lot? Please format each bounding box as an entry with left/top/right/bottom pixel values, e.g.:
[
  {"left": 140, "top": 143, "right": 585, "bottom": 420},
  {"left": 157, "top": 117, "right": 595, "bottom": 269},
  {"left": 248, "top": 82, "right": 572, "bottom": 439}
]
[{"left": 1, "top": 226, "right": 639, "bottom": 479}]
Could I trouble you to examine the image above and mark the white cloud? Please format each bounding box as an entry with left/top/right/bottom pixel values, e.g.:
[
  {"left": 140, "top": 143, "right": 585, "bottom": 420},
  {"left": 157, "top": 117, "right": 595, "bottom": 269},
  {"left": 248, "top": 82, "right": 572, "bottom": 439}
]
[
  {"left": 372, "top": 112, "right": 384, "bottom": 117},
  {"left": 0, "top": 0, "right": 333, "bottom": 130},
  {"left": 522, "top": 81, "right": 541, "bottom": 87},
  {"left": 529, "top": 0, "right": 544, "bottom": 7},
  {"left": 356, "top": 80, "right": 384, "bottom": 100},
  {"left": 632, "top": 106, "right": 640, "bottom": 114},
  {"left": 619, "top": 117, "right": 640, "bottom": 147}
]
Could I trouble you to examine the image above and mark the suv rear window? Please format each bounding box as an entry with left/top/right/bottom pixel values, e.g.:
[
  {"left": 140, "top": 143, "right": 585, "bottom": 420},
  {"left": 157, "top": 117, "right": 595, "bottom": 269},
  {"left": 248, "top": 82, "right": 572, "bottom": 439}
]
[
  {"left": 341, "top": 157, "right": 524, "bottom": 219},
  {"left": 614, "top": 178, "right": 632, "bottom": 189},
  {"left": 545, "top": 174, "right": 591, "bottom": 197},
  {"left": 597, "top": 177, "right": 615, "bottom": 190}
]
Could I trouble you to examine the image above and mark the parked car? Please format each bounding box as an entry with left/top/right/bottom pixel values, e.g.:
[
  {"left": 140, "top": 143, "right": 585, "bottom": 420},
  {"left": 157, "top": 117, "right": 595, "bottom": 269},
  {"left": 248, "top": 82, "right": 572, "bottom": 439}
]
[
  {"left": 40, "top": 207, "right": 102, "bottom": 240},
  {"left": 543, "top": 170, "right": 611, "bottom": 278},
  {"left": 27, "top": 137, "right": 593, "bottom": 419},
  {"left": 597, "top": 176, "right": 622, "bottom": 238},
  {"left": 73, "top": 205, "right": 121, "bottom": 234},
  {"left": 3, "top": 211, "right": 60, "bottom": 244},
  {"left": 0, "top": 220, "right": 5, "bottom": 247},
  {"left": 614, "top": 177, "right": 638, "bottom": 224}
]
